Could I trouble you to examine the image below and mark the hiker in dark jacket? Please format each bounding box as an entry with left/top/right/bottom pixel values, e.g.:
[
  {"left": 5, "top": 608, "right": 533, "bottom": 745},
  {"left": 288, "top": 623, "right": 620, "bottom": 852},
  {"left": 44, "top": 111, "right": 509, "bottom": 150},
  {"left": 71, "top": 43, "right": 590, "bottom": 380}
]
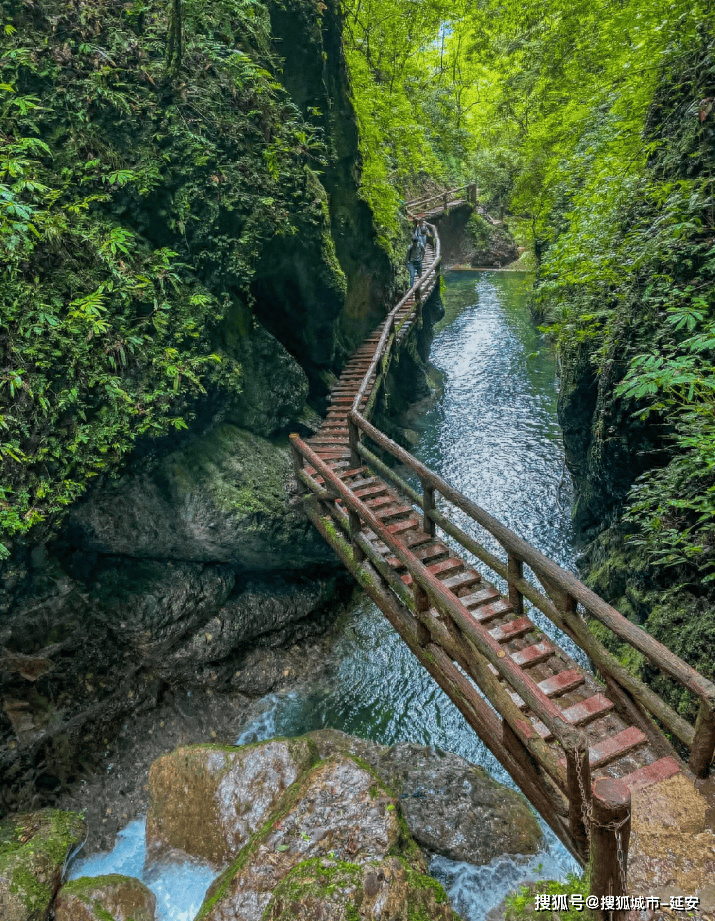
[
  {"left": 414, "top": 218, "right": 430, "bottom": 251},
  {"left": 407, "top": 237, "right": 423, "bottom": 287}
]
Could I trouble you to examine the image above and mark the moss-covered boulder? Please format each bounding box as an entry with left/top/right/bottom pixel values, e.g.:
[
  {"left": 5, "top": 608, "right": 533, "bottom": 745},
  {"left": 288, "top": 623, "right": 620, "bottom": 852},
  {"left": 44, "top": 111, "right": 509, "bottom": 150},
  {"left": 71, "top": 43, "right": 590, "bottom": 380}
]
[
  {"left": 65, "top": 424, "right": 333, "bottom": 570},
  {"left": 146, "top": 739, "right": 316, "bottom": 866},
  {"left": 308, "top": 730, "right": 544, "bottom": 865},
  {"left": 196, "top": 756, "right": 403, "bottom": 921},
  {"left": 54, "top": 874, "right": 156, "bottom": 921},
  {"left": 0, "top": 810, "right": 85, "bottom": 921},
  {"left": 264, "top": 856, "right": 458, "bottom": 921}
]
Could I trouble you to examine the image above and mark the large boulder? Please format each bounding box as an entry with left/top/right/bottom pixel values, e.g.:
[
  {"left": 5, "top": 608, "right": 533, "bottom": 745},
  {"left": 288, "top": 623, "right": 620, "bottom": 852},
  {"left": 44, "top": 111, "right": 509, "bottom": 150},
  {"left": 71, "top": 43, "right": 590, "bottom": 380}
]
[
  {"left": 263, "top": 856, "right": 458, "bottom": 921},
  {"left": 163, "top": 574, "right": 340, "bottom": 672},
  {"left": 146, "top": 739, "right": 316, "bottom": 866},
  {"left": 64, "top": 424, "right": 333, "bottom": 570},
  {"left": 54, "top": 874, "right": 156, "bottom": 921},
  {"left": 196, "top": 756, "right": 403, "bottom": 921},
  {"left": 0, "top": 810, "right": 85, "bottom": 921},
  {"left": 88, "top": 560, "right": 236, "bottom": 658},
  {"left": 308, "top": 730, "right": 544, "bottom": 865}
]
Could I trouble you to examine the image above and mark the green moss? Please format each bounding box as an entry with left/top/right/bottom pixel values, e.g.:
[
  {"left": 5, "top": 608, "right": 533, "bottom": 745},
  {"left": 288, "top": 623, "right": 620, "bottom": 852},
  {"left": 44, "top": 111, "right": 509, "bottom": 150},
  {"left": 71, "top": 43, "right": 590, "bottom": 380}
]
[
  {"left": 0, "top": 0, "right": 341, "bottom": 553},
  {"left": 263, "top": 855, "right": 452, "bottom": 920},
  {"left": 195, "top": 758, "right": 329, "bottom": 920},
  {"left": 504, "top": 872, "right": 592, "bottom": 921},
  {"left": 0, "top": 810, "right": 85, "bottom": 915}
]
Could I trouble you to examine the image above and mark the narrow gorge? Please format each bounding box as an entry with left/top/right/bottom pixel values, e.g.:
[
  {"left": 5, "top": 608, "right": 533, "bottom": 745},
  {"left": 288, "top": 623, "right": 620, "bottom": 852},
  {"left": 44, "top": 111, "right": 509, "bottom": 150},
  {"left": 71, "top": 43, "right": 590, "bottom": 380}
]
[{"left": 2, "top": 1, "right": 715, "bottom": 920}]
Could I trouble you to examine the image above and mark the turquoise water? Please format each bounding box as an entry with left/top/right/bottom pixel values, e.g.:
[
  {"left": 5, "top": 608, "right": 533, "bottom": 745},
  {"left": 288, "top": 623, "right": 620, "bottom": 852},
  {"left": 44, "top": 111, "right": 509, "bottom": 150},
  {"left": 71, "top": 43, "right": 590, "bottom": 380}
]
[{"left": 70, "top": 270, "right": 581, "bottom": 920}]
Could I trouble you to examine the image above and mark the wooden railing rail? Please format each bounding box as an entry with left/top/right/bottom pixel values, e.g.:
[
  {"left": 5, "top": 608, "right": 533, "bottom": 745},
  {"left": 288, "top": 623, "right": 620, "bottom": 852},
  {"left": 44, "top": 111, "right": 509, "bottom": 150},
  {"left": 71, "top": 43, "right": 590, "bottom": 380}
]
[
  {"left": 347, "top": 410, "right": 715, "bottom": 777},
  {"left": 292, "top": 482, "right": 579, "bottom": 854},
  {"left": 405, "top": 183, "right": 478, "bottom": 210},
  {"left": 289, "top": 435, "right": 588, "bottom": 782}
]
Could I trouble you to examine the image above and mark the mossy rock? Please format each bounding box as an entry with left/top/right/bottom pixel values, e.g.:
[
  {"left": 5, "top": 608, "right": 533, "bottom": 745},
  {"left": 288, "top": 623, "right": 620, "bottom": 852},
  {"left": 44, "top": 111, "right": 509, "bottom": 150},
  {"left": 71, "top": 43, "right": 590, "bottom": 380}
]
[
  {"left": 146, "top": 738, "right": 317, "bottom": 867},
  {"left": 54, "top": 874, "right": 156, "bottom": 921},
  {"left": 196, "top": 755, "right": 404, "bottom": 920},
  {"left": 0, "top": 809, "right": 85, "bottom": 921},
  {"left": 308, "top": 730, "right": 544, "bottom": 865},
  {"left": 66, "top": 423, "right": 333, "bottom": 570},
  {"left": 264, "top": 855, "right": 458, "bottom": 920}
]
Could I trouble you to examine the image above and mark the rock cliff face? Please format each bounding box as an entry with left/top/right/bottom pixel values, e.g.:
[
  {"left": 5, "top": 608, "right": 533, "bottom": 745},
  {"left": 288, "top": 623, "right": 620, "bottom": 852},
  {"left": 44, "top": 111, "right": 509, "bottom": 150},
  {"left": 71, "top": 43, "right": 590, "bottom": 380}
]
[{"left": 0, "top": 0, "right": 395, "bottom": 812}]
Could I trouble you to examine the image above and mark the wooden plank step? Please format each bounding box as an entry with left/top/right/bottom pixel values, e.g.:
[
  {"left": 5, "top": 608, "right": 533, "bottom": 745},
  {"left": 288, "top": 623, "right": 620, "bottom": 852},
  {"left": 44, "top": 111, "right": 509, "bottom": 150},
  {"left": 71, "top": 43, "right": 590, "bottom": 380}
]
[
  {"left": 587, "top": 726, "right": 648, "bottom": 769},
  {"left": 363, "top": 495, "right": 395, "bottom": 511},
  {"left": 621, "top": 756, "right": 681, "bottom": 794},
  {"left": 459, "top": 585, "right": 501, "bottom": 609},
  {"left": 353, "top": 482, "right": 386, "bottom": 497},
  {"left": 511, "top": 641, "right": 553, "bottom": 668},
  {"left": 401, "top": 558, "right": 464, "bottom": 586},
  {"left": 556, "top": 726, "right": 649, "bottom": 771},
  {"left": 509, "top": 670, "right": 587, "bottom": 711},
  {"left": 401, "top": 530, "right": 434, "bottom": 549},
  {"left": 489, "top": 617, "right": 533, "bottom": 644},
  {"left": 309, "top": 437, "right": 349, "bottom": 446},
  {"left": 441, "top": 570, "right": 482, "bottom": 592},
  {"left": 386, "top": 517, "right": 420, "bottom": 535},
  {"left": 534, "top": 693, "right": 615, "bottom": 742},
  {"left": 561, "top": 693, "right": 614, "bottom": 727},
  {"left": 538, "top": 670, "right": 585, "bottom": 698},
  {"left": 472, "top": 599, "right": 513, "bottom": 623},
  {"left": 374, "top": 503, "right": 414, "bottom": 521},
  {"left": 386, "top": 543, "right": 447, "bottom": 568}
]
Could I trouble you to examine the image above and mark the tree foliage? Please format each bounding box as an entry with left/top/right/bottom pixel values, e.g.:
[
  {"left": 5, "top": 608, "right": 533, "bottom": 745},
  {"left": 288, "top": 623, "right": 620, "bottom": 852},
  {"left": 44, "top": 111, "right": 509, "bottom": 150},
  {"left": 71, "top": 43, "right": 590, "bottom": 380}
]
[{"left": 0, "top": 0, "right": 329, "bottom": 555}]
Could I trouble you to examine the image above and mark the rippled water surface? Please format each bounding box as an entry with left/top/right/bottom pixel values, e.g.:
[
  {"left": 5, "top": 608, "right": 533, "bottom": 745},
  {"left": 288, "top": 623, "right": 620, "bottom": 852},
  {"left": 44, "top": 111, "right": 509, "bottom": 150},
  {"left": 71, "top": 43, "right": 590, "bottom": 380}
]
[
  {"left": 422, "top": 270, "right": 576, "bottom": 568},
  {"left": 72, "top": 271, "right": 581, "bottom": 920}
]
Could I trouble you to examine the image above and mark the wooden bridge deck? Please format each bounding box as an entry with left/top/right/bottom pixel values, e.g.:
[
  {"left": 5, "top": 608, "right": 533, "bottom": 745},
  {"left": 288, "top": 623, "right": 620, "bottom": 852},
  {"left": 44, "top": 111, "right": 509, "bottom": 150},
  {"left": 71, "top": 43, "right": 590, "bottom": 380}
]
[{"left": 291, "top": 193, "right": 715, "bottom": 904}]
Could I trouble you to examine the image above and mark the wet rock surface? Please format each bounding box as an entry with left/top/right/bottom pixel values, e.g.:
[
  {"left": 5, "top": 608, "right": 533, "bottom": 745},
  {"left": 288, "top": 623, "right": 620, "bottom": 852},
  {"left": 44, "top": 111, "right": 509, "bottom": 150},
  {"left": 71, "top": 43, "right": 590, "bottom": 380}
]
[
  {"left": 308, "top": 729, "right": 544, "bottom": 864},
  {"left": 0, "top": 809, "right": 85, "bottom": 921},
  {"left": 63, "top": 424, "right": 333, "bottom": 570},
  {"left": 263, "top": 856, "right": 458, "bottom": 921},
  {"left": 197, "top": 756, "right": 403, "bottom": 921},
  {"left": 1, "top": 541, "right": 348, "bottom": 818},
  {"left": 53, "top": 629, "right": 342, "bottom": 856},
  {"left": 54, "top": 874, "right": 156, "bottom": 921},
  {"left": 146, "top": 739, "right": 316, "bottom": 866}
]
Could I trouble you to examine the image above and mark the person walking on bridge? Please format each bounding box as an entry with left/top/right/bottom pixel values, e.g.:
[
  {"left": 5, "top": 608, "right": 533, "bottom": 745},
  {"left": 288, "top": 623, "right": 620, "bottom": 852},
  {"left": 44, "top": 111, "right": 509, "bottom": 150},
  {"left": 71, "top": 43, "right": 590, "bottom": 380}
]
[
  {"left": 407, "top": 235, "right": 423, "bottom": 288},
  {"left": 415, "top": 218, "right": 431, "bottom": 250}
]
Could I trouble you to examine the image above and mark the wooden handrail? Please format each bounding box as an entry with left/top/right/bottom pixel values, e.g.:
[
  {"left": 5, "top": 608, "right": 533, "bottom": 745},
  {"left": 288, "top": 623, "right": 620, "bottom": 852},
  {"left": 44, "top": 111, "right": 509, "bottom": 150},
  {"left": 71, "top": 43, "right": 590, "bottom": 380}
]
[
  {"left": 351, "top": 222, "right": 441, "bottom": 417},
  {"left": 406, "top": 184, "right": 470, "bottom": 208},
  {"left": 290, "top": 433, "right": 586, "bottom": 783},
  {"left": 350, "top": 410, "right": 715, "bottom": 715},
  {"left": 352, "top": 439, "right": 694, "bottom": 753}
]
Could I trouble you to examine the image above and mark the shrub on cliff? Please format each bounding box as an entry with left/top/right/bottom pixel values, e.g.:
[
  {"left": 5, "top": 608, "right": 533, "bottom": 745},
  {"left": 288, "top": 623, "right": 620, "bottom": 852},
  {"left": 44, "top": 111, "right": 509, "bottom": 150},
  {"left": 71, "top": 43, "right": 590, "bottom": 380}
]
[{"left": 0, "top": 0, "right": 332, "bottom": 557}]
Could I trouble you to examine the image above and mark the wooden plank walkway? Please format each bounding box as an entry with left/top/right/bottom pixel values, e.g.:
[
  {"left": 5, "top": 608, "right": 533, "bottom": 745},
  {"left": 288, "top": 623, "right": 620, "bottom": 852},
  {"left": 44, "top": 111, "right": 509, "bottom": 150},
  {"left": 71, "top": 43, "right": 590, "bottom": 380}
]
[{"left": 291, "top": 195, "right": 715, "bottom": 905}]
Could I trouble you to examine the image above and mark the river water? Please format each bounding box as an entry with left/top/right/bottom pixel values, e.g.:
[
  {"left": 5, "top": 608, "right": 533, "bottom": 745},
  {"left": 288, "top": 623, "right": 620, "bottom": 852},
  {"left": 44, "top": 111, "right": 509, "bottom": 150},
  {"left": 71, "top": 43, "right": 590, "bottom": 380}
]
[{"left": 70, "top": 270, "right": 581, "bottom": 920}]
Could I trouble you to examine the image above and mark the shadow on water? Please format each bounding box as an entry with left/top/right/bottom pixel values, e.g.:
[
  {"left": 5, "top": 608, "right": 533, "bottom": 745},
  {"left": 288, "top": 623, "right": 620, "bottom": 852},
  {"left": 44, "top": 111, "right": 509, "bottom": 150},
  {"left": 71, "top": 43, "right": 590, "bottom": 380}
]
[{"left": 70, "top": 270, "right": 581, "bottom": 920}]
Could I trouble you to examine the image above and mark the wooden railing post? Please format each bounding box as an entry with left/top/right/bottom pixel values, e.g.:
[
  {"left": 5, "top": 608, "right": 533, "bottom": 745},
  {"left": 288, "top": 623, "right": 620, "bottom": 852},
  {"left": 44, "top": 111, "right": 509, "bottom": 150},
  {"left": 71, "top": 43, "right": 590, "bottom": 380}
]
[
  {"left": 507, "top": 554, "right": 524, "bottom": 617},
  {"left": 348, "top": 415, "right": 361, "bottom": 468},
  {"left": 349, "top": 508, "right": 365, "bottom": 563},
  {"left": 689, "top": 700, "right": 715, "bottom": 777},
  {"left": 415, "top": 285, "right": 422, "bottom": 325},
  {"left": 423, "top": 481, "right": 436, "bottom": 537},
  {"left": 443, "top": 192, "right": 448, "bottom": 211},
  {"left": 590, "top": 777, "right": 631, "bottom": 921},
  {"left": 565, "top": 741, "right": 591, "bottom": 860}
]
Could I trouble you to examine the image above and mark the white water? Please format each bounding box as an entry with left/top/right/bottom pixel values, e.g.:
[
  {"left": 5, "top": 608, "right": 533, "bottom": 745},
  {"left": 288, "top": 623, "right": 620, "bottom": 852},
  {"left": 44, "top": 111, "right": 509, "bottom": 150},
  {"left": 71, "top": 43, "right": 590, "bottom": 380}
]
[{"left": 68, "top": 818, "right": 219, "bottom": 921}]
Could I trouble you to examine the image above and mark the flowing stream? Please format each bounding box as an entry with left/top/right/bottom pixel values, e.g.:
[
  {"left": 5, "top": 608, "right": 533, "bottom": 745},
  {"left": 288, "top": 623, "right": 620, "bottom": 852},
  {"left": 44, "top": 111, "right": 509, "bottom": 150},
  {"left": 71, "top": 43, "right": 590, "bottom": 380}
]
[{"left": 70, "top": 269, "right": 581, "bottom": 920}]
